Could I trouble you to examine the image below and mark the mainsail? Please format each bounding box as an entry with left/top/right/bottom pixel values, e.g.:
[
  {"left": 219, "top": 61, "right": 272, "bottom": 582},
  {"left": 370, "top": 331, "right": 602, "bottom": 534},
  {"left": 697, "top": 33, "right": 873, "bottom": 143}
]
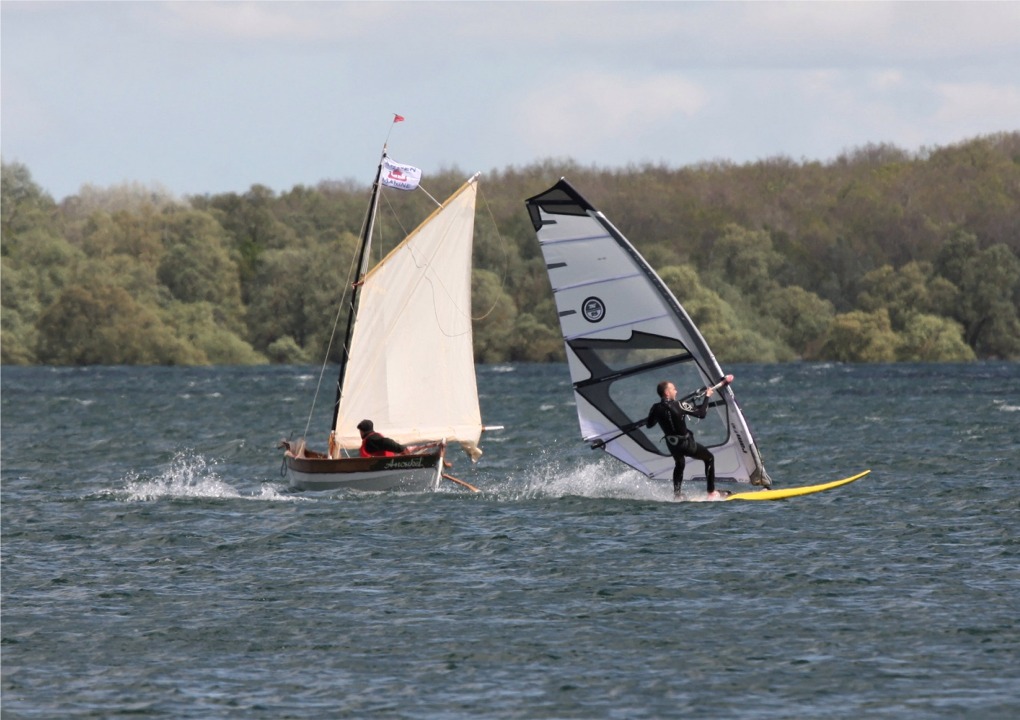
[
  {"left": 333, "top": 175, "right": 483, "bottom": 458},
  {"left": 526, "top": 179, "right": 770, "bottom": 487}
]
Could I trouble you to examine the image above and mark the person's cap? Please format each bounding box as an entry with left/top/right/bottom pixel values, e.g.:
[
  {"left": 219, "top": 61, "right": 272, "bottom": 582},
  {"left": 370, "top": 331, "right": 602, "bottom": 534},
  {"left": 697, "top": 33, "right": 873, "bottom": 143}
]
[{"left": 356, "top": 419, "right": 374, "bottom": 432}]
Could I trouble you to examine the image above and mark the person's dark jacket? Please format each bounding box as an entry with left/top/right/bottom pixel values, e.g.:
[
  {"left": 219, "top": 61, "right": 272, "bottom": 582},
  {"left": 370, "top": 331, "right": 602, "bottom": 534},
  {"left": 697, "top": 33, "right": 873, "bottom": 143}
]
[{"left": 363, "top": 432, "right": 405, "bottom": 456}]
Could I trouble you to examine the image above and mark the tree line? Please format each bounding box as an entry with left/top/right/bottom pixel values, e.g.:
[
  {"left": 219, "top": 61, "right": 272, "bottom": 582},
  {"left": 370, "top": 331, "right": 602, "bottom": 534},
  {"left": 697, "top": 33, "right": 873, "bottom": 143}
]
[{"left": 2, "top": 131, "right": 1019, "bottom": 366}]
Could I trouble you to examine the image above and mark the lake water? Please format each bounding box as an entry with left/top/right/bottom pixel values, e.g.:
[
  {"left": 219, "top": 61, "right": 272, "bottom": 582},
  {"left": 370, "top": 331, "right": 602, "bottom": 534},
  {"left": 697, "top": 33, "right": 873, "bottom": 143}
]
[{"left": 2, "top": 362, "right": 1018, "bottom": 718}]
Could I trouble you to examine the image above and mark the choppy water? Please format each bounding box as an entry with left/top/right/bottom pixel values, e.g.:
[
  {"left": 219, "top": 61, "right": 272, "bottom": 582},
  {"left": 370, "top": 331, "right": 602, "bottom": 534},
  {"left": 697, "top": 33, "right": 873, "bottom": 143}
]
[{"left": 2, "top": 363, "right": 1019, "bottom": 719}]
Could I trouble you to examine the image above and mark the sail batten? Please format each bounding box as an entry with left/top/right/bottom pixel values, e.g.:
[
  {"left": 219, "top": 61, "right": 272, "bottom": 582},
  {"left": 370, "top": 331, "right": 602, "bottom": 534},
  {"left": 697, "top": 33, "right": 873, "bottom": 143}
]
[
  {"left": 551, "top": 271, "right": 644, "bottom": 293},
  {"left": 563, "top": 314, "right": 673, "bottom": 342},
  {"left": 573, "top": 352, "right": 696, "bottom": 390},
  {"left": 526, "top": 178, "right": 771, "bottom": 488},
  {"left": 541, "top": 233, "right": 614, "bottom": 246}
]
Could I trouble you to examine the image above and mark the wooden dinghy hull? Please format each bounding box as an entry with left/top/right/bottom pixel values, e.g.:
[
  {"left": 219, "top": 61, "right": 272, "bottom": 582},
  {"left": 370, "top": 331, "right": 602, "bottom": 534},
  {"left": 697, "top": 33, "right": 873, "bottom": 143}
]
[{"left": 284, "top": 442, "right": 445, "bottom": 492}]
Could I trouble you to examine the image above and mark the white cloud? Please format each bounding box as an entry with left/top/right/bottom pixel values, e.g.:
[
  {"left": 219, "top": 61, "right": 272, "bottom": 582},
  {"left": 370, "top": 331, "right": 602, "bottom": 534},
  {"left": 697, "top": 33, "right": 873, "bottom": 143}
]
[
  {"left": 519, "top": 72, "right": 709, "bottom": 157},
  {"left": 4, "top": 1, "right": 1019, "bottom": 199},
  {"left": 154, "top": 1, "right": 396, "bottom": 42},
  {"left": 180, "top": 3, "right": 307, "bottom": 39},
  {"left": 871, "top": 70, "right": 905, "bottom": 92},
  {"left": 935, "top": 83, "right": 1020, "bottom": 130},
  {"left": 676, "top": 2, "right": 1020, "bottom": 68}
]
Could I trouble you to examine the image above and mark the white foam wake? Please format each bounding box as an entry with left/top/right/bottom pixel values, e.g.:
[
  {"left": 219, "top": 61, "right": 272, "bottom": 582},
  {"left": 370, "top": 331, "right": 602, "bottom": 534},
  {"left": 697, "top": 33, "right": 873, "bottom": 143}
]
[{"left": 116, "top": 451, "right": 304, "bottom": 503}]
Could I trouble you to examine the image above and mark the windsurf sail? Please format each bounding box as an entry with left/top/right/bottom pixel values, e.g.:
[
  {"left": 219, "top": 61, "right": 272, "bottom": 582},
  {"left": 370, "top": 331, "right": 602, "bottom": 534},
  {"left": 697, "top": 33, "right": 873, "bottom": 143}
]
[{"left": 525, "top": 179, "right": 771, "bottom": 487}]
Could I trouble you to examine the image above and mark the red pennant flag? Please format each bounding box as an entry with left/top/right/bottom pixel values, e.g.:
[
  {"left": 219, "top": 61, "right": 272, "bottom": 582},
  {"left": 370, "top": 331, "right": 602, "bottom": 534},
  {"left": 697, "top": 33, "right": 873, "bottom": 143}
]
[{"left": 393, "top": 114, "right": 405, "bottom": 123}]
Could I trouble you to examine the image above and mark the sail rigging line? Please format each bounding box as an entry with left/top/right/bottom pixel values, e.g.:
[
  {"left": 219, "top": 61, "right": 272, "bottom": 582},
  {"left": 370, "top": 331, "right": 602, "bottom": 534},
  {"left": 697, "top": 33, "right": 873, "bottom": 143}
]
[
  {"left": 383, "top": 114, "right": 402, "bottom": 146},
  {"left": 375, "top": 180, "right": 444, "bottom": 260},
  {"left": 324, "top": 120, "right": 415, "bottom": 387},
  {"left": 376, "top": 192, "right": 410, "bottom": 262},
  {"left": 299, "top": 174, "right": 380, "bottom": 444},
  {"left": 331, "top": 150, "right": 386, "bottom": 432},
  {"left": 470, "top": 184, "right": 511, "bottom": 322},
  {"left": 417, "top": 184, "right": 442, "bottom": 208},
  {"left": 301, "top": 281, "right": 353, "bottom": 443}
]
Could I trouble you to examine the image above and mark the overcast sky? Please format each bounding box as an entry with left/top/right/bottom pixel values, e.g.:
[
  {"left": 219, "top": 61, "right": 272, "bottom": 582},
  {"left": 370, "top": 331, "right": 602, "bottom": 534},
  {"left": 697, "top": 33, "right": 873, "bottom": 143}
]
[{"left": 3, "top": 1, "right": 1019, "bottom": 201}]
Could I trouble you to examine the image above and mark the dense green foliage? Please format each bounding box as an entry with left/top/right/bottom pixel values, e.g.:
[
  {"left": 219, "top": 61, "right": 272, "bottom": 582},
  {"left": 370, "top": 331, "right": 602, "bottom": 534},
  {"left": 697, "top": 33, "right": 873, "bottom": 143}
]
[{"left": 3, "top": 132, "right": 1019, "bottom": 365}]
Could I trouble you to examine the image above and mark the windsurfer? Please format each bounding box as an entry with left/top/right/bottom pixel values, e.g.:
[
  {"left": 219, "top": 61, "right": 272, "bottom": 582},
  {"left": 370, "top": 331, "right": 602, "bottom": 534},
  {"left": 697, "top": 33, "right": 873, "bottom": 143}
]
[
  {"left": 356, "top": 419, "right": 406, "bottom": 458},
  {"left": 646, "top": 378, "right": 732, "bottom": 499}
]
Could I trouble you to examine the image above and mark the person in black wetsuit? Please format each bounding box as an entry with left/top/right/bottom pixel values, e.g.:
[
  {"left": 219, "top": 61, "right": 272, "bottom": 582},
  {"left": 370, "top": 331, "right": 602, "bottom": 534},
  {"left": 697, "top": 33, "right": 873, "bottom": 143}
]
[{"left": 646, "top": 379, "right": 728, "bottom": 499}]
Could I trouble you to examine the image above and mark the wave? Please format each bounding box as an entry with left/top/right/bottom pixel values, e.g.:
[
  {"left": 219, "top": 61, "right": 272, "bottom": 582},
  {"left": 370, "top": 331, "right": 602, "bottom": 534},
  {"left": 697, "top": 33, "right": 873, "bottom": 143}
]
[
  {"left": 485, "top": 456, "right": 672, "bottom": 502},
  {"left": 111, "top": 451, "right": 306, "bottom": 503}
]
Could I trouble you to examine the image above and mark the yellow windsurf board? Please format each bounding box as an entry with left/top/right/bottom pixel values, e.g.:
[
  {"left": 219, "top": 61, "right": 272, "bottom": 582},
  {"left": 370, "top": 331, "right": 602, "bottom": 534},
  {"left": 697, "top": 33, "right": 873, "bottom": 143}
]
[{"left": 724, "top": 470, "right": 871, "bottom": 501}]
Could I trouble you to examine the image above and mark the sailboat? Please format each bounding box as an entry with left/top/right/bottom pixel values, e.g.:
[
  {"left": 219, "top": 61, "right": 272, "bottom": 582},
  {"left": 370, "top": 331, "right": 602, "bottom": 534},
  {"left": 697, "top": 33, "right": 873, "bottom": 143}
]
[
  {"left": 525, "top": 179, "right": 773, "bottom": 494},
  {"left": 282, "top": 149, "right": 488, "bottom": 492}
]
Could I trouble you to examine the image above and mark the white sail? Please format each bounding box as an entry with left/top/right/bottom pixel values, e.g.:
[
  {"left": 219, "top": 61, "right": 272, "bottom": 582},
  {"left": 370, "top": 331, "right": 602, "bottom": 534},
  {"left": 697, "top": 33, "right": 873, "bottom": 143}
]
[
  {"left": 526, "top": 179, "right": 769, "bottom": 487},
  {"left": 334, "top": 177, "right": 483, "bottom": 455}
]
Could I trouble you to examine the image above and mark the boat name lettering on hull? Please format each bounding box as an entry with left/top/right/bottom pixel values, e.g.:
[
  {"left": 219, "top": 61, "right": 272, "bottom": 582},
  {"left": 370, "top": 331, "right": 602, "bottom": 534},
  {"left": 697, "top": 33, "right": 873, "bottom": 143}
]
[{"left": 384, "top": 457, "right": 428, "bottom": 469}]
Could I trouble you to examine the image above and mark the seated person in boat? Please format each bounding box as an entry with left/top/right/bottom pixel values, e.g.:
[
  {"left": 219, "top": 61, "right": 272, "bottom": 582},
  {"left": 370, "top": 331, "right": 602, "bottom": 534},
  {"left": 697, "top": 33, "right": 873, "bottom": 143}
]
[{"left": 356, "top": 419, "right": 407, "bottom": 457}]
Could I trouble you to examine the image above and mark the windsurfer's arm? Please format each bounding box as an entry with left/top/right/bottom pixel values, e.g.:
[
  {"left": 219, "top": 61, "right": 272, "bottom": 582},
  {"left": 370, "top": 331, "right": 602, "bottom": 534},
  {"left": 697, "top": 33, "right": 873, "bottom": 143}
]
[{"left": 690, "top": 400, "right": 709, "bottom": 419}]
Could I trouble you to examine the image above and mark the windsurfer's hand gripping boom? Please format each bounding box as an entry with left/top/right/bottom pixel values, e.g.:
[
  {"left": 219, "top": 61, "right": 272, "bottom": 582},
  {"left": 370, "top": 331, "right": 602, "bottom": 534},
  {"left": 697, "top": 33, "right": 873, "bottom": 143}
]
[{"left": 679, "top": 374, "right": 734, "bottom": 404}]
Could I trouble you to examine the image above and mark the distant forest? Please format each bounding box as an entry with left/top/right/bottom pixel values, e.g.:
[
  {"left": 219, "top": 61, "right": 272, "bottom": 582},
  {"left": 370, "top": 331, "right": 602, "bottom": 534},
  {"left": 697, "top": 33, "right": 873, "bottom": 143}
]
[{"left": 3, "top": 132, "right": 1019, "bottom": 366}]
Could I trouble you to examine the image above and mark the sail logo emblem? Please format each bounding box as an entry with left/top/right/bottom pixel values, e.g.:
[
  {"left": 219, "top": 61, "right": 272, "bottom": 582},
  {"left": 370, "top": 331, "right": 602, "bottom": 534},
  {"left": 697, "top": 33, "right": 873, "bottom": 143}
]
[{"left": 582, "top": 296, "right": 606, "bottom": 323}]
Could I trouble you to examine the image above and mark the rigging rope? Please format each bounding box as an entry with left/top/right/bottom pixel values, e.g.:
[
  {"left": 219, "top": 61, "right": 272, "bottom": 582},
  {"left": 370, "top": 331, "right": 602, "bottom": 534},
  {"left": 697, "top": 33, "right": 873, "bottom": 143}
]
[
  {"left": 301, "top": 206, "right": 367, "bottom": 442},
  {"left": 472, "top": 184, "right": 510, "bottom": 321}
]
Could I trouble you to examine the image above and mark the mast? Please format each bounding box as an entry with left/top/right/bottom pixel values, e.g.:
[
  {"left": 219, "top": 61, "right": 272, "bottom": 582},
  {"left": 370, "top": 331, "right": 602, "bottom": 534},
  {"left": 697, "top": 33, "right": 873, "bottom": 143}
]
[{"left": 331, "top": 148, "right": 387, "bottom": 431}]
